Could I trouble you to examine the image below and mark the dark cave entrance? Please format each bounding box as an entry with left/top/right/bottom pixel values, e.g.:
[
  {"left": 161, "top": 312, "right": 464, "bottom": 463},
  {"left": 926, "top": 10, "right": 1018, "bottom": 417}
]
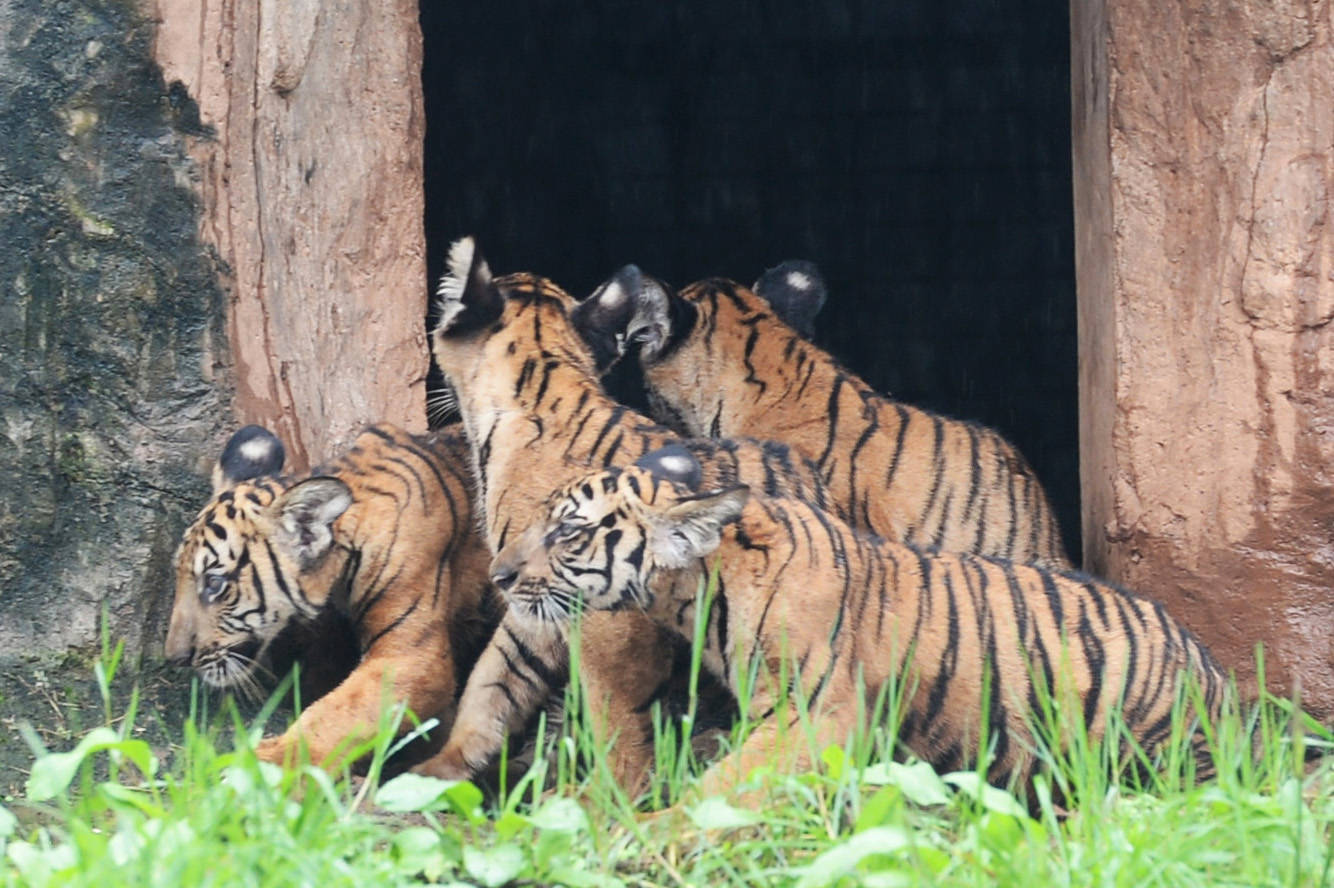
[{"left": 419, "top": 1, "right": 1081, "bottom": 560}]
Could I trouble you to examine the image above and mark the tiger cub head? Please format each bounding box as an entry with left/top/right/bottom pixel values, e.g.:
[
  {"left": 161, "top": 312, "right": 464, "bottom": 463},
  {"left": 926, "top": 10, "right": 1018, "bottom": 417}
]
[
  {"left": 489, "top": 445, "right": 749, "bottom": 625},
  {"left": 571, "top": 261, "right": 827, "bottom": 435},
  {"left": 167, "top": 426, "right": 352, "bottom": 692},
  {"left": 431, "top": 236, "right": 596, "bottom": 429}
]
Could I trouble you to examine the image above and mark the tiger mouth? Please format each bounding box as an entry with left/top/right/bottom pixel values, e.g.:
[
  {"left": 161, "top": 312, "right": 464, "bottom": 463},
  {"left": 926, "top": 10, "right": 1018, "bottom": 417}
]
[
  {"left": 194, "top": 637, "right": 267, "bottom": 693},
  {"left": 504, "top": 580, "right": 582, "bottom": 624}
]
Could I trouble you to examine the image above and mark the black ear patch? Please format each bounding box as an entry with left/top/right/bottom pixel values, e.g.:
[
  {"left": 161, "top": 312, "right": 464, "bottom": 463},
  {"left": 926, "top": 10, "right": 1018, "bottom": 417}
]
[
  {"left": 753, "top": 260, "right": 827, "bottom": 337},
  {"left": 215, "top": 425, "right": 285, "bottom": 491},
  {"left": 572, "top": 264, "right": 642, "bottom": 370},
  {"left": 434, "top": 236, "right": 504, "bottom": 337},
  {"left": 634, "top": 444, "right": 703, "bottom": 491}
]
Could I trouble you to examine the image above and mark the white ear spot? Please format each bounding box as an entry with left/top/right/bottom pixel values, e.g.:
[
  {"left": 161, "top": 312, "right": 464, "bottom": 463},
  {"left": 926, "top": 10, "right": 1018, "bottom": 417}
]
[
  {"left": 785, "top": 270, "right": 814, "bottom": 291},
  {"left": 238, "top": 437, "right": 275, "bottom": 464},
  {"left": 658, "top": 454, "right": 694, "bottom": 476},
  {"left": 599, "top": 280, "right": 628, "bottom": 308}
]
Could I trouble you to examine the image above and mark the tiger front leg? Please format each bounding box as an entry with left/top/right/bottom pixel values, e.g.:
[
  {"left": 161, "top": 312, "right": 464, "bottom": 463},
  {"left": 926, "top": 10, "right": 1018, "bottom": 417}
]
[
  {"left": 414, "top": 616, "right": 568, "bottom": 781},
  {"left": 574, "top": 611, "right": 679, "bottom": 800},
  {"left": 689, "top": 701, "right": 855, "bottom": 808},
  {"left": 255, "top": 642, "right": 456, "bottom": 770}
]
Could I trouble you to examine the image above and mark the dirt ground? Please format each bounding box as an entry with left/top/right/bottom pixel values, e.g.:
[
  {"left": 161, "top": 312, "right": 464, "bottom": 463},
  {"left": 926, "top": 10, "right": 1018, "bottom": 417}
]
[{"left": 0, "top": 652, "right": 277, "bottom": 803}]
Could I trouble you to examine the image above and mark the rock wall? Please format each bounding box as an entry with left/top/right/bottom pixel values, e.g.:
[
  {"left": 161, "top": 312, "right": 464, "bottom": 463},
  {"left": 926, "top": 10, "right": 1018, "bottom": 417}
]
[
  {"left": 1073, "top": 0, "right": 1334, "bottom": 718},
  {"left": 0, "top": 0, "right": 430, "bottom": 662},
  {"left": 0, "top": 0, "right": 229, "bottom": 658},
  {"left": 152, "top": 0, "right": 428, "bottom": 471}
]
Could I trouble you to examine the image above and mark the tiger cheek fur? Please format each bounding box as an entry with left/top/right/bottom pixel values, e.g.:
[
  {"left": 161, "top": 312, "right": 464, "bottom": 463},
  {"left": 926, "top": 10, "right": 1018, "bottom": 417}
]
[{"left": 170, "top": 479, "right": 316, "bottom": 689}]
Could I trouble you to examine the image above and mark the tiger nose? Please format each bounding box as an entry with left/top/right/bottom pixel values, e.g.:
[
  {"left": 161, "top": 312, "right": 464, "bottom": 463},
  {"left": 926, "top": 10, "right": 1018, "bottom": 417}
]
[
  {"left": 165, "top": 639, "right": 195, "bottom": 668},
  {"left": 491, "top": 567, "right": 519, "bottom": 592},
  {"left": 164, "top": 623, "right": 196, "bottom": 668}
]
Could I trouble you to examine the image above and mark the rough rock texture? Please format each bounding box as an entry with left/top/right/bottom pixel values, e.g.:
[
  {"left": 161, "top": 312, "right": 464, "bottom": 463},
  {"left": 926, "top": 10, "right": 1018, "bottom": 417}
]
[
  {"left": 151, "top": 0, "right": 429, "bottom": 471},
  {"left": 0, "top": 0, "right": 429, "bottom": 664},
  {"left": 0, "top": 0, "right": 229, "bottom": 658},
  {"left": 1073, "top": 0, "right": 1334, "bottom": 718}
]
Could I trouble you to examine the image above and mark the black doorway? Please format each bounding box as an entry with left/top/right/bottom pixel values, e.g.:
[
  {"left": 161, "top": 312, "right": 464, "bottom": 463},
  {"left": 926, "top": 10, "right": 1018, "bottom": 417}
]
[{"left": 420, "top": 1, "right": 1080, "bottom": 559}]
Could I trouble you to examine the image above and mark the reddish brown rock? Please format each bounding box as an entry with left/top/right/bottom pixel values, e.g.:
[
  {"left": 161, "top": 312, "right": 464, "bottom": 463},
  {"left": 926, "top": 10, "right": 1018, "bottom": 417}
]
[
  {"left": 1074, "top": 0, "right": 1334, "bottom": 719},
  {"left": 150, "top": 0, "right": 428, "bottom": 470}
]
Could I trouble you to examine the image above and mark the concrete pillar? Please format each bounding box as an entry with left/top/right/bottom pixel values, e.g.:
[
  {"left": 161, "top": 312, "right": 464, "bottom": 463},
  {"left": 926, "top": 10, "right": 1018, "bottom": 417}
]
[{"left": 1072, "top": 0, "right": 1334, "bottom": 718}]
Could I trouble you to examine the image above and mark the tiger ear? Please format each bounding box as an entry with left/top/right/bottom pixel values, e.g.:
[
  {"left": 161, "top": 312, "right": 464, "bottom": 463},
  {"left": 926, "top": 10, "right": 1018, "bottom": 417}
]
[
  {"left": 634, "top": 444, "right": 703, "bottom": 492},
  {"left": 212, "top": 425, "right": 285, "bottom": 494},
  {"left": 753, "top": 260, "right": 826, "bottom": 337},
  {"left": 270, "top": 477, "right": 352, "bottom": 569},
  {"left": 649, "top": 485, "right": 750, "bottom": 569},
  {"left": 434, "top": 236, "right": 503, "bottom": 337},
  {"left": 572, "top": 264, "right": 675, "bottom": 365}
]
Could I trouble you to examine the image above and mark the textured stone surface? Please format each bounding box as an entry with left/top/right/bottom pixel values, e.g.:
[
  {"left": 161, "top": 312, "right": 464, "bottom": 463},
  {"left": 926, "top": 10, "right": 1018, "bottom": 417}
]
[
  {"left": 0, "top": 0, "right": 430, "bottom": 664},
  {"left": 152, "top": 0, "right": 429, "bottom": 470},
  {"left": 1074, "top": 0, "right": 1334, "bottom": 718},
  {"left": 0, "top": 0, "right": 229, "bottom": 658}
]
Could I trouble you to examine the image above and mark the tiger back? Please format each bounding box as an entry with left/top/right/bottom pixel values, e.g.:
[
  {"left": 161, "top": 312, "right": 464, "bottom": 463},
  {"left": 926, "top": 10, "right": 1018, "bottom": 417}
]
[
  {"left": 573, "top": 265, "right": 1071, "bottom": 570},
  {"left": 490, "top": 446, "right": 1227, "bottom": 804},
  {"left": 167, "top": 422, "right": 497, "bottom": 768},
  {"left": 416, "top": 238, "right": 836, "bottom": 793}
]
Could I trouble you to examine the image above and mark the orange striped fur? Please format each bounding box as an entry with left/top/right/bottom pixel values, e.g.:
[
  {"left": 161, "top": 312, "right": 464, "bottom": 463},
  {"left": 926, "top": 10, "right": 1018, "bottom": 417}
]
[
  {"left": 167, "top": 423, "right": 496, "bottom": 768},
  {"left": 490, "top": 450, "right": 1226, "bottom": 806},
  {"left": 573, "top": 269, "right": 1070, "bottom": 569},
  {"left": 415, "top": 238, "right": 835, "bottom": 794}
]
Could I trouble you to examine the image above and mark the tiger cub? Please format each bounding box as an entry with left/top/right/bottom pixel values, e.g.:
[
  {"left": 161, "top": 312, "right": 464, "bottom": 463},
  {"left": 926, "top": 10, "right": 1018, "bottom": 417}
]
[
  {"left": 488, "top": 445, "right": 1226, "bottom": 804},
  {"left": 168, "top": 423, "right": 498, "bottom": 767},
  {"left": 415, "top": 237, "right": 835, "bottom": 793},
  {"left": 572, "top": 264, "right": 1071, "bottom": 570}
]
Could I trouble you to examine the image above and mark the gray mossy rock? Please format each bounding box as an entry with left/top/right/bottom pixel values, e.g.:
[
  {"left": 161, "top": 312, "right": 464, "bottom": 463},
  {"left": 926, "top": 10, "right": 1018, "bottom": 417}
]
[{"left": 0, "top": 0, "right": 230, "bottom": 662}]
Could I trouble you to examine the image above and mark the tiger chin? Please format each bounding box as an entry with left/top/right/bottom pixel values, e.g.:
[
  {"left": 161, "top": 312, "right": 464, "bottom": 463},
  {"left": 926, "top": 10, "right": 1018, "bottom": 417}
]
[
  {"left": 167, "top": 423, "right": 498, "bottom": 770},
  {"left": 572, "top": 263, "right": 1072, "bottom": 570},
  {"left": 488, "top": 445, "right": 1227, "bottom": 811}
]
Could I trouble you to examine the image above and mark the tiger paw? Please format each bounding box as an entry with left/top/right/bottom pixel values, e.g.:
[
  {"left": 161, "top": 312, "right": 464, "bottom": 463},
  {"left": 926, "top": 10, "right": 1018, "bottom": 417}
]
[
  {"left": 411, "top": 746, "right": 471, "bottom": 782},
  {"left": 254, "top": 735, "right": 289, "bottom": 765}
]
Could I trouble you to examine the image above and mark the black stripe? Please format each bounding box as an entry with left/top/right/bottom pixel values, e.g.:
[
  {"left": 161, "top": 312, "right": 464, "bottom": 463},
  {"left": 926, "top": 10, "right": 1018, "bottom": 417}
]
[
  {"left": 362, "top": 595, "right": 422, "bottom": 655},
  {"left": 816, "top": 375, "right": 845, "bottom": 470},
  {"left": 502, "top": 623, "right": 564, "bottom": 690}
]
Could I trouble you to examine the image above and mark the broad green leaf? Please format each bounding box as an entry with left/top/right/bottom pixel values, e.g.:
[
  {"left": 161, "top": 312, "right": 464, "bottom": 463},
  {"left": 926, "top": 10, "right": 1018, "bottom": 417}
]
[
  {"left": 821, "top": 744, "right": 849, "bottom": 781},
  {"left": 687, "top": 797, "right": 762, "bottom": 830},
  {"left": 107, "top": 738, "right": 158, "bottom": 781},
  {"left": 530, "top": 797, "right": 589, "bottom": 833},
  {"left": 26, "top": 726, "right": 118, "bottom": 801},
  {"left": 855, "top": 785, "right": 900, "bottom": 832},
  {"left": 0, "top": 804, "right": 15, "bottom": 838},
  {"left": 393, "top": 826, "right": 450, "bottom": 881},
  {"left": 494, "top": 810, "right": 529, "bottom": 840},
  {"left": 795, "top": 826, "right": 911, "bottom": 888},
  {"left": 861, "top": 760, "right": 951, "bottom": 807},
  {"left": 393, "top": 825, "right": 443, "bottom": 856},
  {"left": 376, "top": 772, "right": 482, "bottom": 820},
  {"left": 977, "top": 811, "right": 1025, "bottom": 851},
  {"left": 943, "top": 772, "right": 1028, "bottom": 818},
  {"left": 463, "top": 842, "right": 527, "bottom": 888}
]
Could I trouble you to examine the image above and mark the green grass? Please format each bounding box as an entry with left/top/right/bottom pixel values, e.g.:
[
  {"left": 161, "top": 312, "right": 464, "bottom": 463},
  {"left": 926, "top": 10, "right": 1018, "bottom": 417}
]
[{"left": 2, "top": 630, "right": 1332, "bottom": 887}]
